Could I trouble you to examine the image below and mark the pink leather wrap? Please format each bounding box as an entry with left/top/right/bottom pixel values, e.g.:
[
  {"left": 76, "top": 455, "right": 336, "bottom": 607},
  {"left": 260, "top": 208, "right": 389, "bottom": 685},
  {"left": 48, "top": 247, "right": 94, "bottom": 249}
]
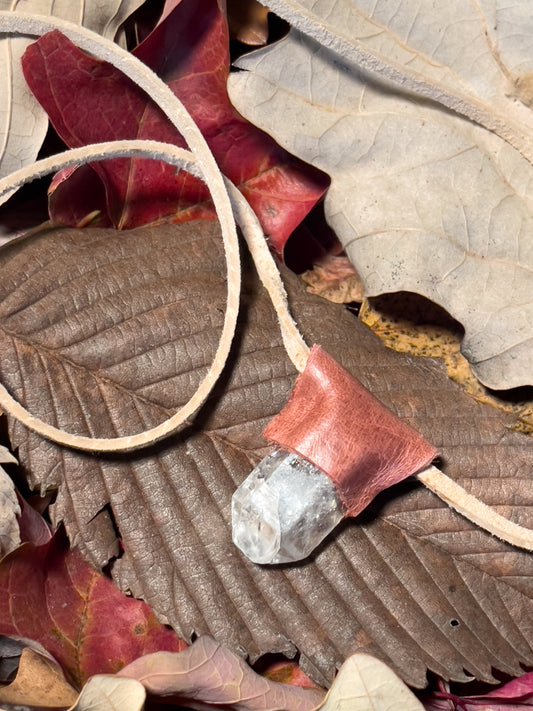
[{"left": 263, "top": 345, "right": 437, "bottom": 516}]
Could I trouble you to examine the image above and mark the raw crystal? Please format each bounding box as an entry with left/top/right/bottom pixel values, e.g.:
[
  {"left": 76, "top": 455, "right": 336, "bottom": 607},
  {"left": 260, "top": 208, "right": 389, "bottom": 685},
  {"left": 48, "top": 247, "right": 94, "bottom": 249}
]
[{"left": 231, "top": 448, "right": 345, "bottom": 564}]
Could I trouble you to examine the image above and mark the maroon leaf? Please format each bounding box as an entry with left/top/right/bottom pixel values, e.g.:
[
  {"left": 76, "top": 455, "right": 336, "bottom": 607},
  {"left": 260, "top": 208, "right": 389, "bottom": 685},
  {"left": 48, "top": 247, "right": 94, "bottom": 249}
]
[
  {"left": 422, "top": 673, "right": 533, "bottom": 710},
  {"left": 0, "top": 221, "right": 531, "bottom": 687},
  {"left": 0, "top": 527, "right": 185, "bottom": 688},
  {"left": 17, "top": 496, "right": 53, "bottom": 547},
  {"left": 22, "top": 0, "right": 328, "bottom": 249}
]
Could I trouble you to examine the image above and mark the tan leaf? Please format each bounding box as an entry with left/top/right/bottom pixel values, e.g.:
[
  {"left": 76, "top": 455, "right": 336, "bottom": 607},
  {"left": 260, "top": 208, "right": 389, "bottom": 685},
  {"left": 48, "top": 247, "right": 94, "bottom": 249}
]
[
  {"left": 0, "top": 647, "right": 78, "bottom": 707},
  {"left": 301, "top": 255, "right": 364, "bottom": 304},
  {"left": 0, "top": 444, "right": 19, "bottom": 558}
]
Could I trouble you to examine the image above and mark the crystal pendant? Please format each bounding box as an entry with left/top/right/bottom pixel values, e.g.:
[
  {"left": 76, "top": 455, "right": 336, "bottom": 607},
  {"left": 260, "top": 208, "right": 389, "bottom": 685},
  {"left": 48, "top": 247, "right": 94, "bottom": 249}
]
[{"left": 231, "top": 448, "right": 345, "bottom": 564}]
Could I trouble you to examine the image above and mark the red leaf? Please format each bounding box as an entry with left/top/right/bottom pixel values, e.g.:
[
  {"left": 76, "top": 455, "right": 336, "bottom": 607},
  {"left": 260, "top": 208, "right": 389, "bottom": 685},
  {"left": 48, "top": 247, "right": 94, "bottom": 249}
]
[
  {"left": 22, "top": 0, "right": 328, "bottom": 251},
  {"left": 0, "top": 528, "right": 185, "bottom": 688}
]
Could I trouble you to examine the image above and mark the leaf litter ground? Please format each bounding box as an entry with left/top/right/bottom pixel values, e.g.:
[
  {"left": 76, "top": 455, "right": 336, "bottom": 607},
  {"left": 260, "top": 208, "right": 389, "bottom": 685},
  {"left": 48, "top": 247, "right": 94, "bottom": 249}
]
[{"left": 0, "top": 219, "right": 531, "bottom": 688}]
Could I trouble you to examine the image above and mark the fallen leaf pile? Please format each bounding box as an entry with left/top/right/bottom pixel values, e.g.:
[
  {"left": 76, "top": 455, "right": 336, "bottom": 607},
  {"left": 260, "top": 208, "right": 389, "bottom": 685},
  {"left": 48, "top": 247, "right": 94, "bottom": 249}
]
[
  {"left": 228, "top": 0, "right": 533, "bottom": 390},
  {"left": 0, "top": 219, "right": 531, "bottom": 691},
  {"left": 0, "top": 0, "right": 532, "bottom": 709}
]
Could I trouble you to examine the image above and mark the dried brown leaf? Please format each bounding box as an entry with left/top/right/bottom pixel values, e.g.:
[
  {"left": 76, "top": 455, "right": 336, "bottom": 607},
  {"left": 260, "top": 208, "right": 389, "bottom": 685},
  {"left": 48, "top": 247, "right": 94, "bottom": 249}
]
[
  {"left": 227, "top": 0, "right": 269, "bottom": 45},
  {"left": 0, "top": 221, "right": 532, "bottom": 687}
]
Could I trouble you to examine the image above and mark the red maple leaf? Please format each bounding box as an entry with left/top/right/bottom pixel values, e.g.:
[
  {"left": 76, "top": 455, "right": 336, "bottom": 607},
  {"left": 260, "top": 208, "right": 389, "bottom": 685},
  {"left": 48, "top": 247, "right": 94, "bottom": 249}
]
[
  {"left": 22, "top": 0, "right": 328, "bottom": 253},
  {"left": 0, "top": 508, "right": 185, "bottom": 688}
]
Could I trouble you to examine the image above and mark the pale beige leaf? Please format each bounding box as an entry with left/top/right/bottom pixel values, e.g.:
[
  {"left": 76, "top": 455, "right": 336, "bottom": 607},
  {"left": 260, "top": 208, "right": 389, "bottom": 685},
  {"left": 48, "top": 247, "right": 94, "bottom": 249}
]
[
  {"left": 0, "top": 445, "right": 19, "bottom": 557},
  {"left": 318, "top": 653, "right": 424, "bottom": 711},
  {"left": 229, "top": 0, "right": 533, "bottom": 389},
  {"left": 69, "top": 676, "right": 145, "bottom": 711},
  {"left": 0, "top": 0, "right": 145, "bottom": 206},
  {"left": 118, "top": 636, "right": 324, "bottom": 710}
]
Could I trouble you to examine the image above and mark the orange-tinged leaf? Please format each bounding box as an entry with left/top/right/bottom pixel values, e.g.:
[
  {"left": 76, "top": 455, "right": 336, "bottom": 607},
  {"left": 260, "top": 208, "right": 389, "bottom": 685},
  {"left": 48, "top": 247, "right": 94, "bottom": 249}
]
[
  {"left": 0, "top": 646, "right": 78, "bottom": 708},
  {"left": 227, "top": 0, "right": 270, "bottom": 45},
  {"left": 0, "top": 529, "right": 185, "bottom": 688},
  {"left": 301, "top": 255, "right": 364, "bottom": 304},
  {"left": 259, "top": 657, "right": 320, "bottom": 689}
]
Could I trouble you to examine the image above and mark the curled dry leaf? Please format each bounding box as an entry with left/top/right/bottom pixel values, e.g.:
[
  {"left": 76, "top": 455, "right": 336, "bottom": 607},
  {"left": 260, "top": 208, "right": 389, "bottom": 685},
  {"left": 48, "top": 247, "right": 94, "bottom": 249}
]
[
  {"left": 0, "top": 221, "right": 532, "bottom": 687},
  {"left": 0, "top": 444, "right": 19, "bottom": 558},
  {"left": 228, "top": 0, "right": 533, "bottom": 389},
  {"left": 301, "top": 255, "right": 364, "bottom": 304},
  {"left": 118, "top": 636, "right": 324, "bottom": 710},
  {"left": 0, "top": 646, "right": 78, "bottom": 708},
  {"left": 0, "top": 635, "right": 47, "bottom": 684},
  {"left": 0, "top": 0, "right": 145, "bottom": 206},
  {"left": 318, "top": 653, "right": 424, "bottom": 711}
]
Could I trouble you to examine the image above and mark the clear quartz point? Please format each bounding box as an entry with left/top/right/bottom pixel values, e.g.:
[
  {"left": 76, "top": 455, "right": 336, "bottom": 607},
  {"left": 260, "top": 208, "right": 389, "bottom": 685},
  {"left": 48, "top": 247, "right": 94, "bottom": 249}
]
[{"left": 231, "top": 448, "right": 345, "bottom": 564}]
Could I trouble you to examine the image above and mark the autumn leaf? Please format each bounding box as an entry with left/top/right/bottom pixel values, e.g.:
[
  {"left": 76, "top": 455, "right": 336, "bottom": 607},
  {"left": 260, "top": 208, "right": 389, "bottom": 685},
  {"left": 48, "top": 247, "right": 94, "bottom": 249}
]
[
  {"left": 0, "top": 220, "right": 531, "bottom": 688},
  {"left": 301, "top": 255, "right": 364, "bottom": 304},
  {"left": 21, "top": 0, "right": 328, "bottom": 249},
  {"left": 228, "top": 0, "right": 533, "bottom": 389},
  {"left": 0, "top": 0, "right": 145, "bottom": 204},
  {"left": 318, "top": 653, "right": 424, "bottom": 711},
  {"left": 227, "top": 0, "right": 270, "bottom": 45},
  {"left": 421, "top": 672, "right": 533, "bottom": 710},
  {"left": 70, "top": 676, "right": 146, "bottom": 711},
  {"left": 0, "top": 646, "right": 78, "bottom": 708},
  {"left": 0, "top": 444, "right": 19, "bottom": 557},
  {"left": 0, "top": 527, "right": 185, "bottom": 688},
  {"left": 118, "top": 636, "right": 324, "bottom": 709},
  {"left": 259, "top": 658, "right": 319, "bottom": 689}
]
